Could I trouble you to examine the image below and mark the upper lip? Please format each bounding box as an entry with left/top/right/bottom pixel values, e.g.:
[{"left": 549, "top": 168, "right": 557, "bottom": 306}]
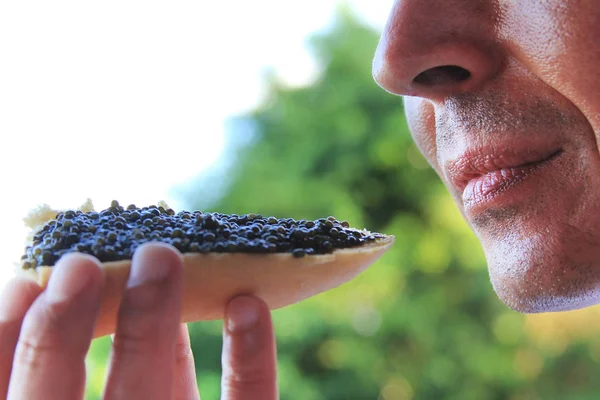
[{"left": 445, "top": 144, "right": 563, "bottom": 193}]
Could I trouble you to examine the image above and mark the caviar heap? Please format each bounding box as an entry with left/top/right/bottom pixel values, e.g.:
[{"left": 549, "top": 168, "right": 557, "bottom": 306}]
[{"left": 21, "top": 201, "right": 385, "bottom": 269}]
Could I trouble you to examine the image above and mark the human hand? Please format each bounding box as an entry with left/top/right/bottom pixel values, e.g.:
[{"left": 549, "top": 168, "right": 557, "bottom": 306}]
[{"left": 0, "top": 243, "right": 278, "bottom": 399}]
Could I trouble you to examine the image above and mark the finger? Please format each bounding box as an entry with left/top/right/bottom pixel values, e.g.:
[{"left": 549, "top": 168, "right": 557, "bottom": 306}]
[
  {"left": 0, "top": 277, "right": 43, "bottom": 399},
  {"left": 7, "top": 254, "right": 104, "bottom": 400},
  {"left": 172, "top": 324, "right": 200, "bottom": 400},
  {"left": 103, "top": 242, "right": 184, "bottom": 400},
  {"left": 110, "top": 322, "right": 200, "bottom": 400},
  {"left": 221, "top": 296, "right": 278, "bottom": 400}
]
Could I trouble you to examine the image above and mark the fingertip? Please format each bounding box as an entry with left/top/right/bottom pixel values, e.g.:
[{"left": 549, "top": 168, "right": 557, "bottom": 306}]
[
  {"left": 225, "top": 296, "right": 265, "bottom": 334},
  {"left": 57, "top": 251, "right": 102, "bottom": 267},
  {"left": 134, "top": 241, "right": 183, "bottom": 262},
  {"left": 1, "top": 275, "right": 42, "bottom": 295},
  {"left": 132, "top": 242, "right": 183, "bottom": 274},
  {"left": 46, "top": 253, "right": 104, "bottom": 303},
  {"left": 54, "top": 252, "right": 104, "bottom": 282},
  {"left": 0, "top": 277, "right": 42, "bottom": 322},
  {"left": 127, "top": 242, "right": 183, "bottom": 289}
]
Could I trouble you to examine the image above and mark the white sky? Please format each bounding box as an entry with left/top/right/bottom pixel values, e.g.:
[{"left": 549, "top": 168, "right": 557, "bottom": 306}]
[{"left": 0, "top": 1, "right": 393, "bottom": 290}]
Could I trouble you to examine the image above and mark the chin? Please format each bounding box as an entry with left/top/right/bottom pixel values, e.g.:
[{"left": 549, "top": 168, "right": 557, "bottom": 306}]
[
  {"left": 486, "top": 250, "right": 600, "bottom": 314},
  {"left": 491, "top": 279, "right": 600, "bottom": 314},
  {"left": 468, "top": 192, "right": 600, "bottom": 313}
]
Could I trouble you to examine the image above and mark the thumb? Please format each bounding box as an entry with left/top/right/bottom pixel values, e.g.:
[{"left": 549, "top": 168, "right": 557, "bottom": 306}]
[{"left": 221, "top": 296, "right": 278, "bottom": 400}]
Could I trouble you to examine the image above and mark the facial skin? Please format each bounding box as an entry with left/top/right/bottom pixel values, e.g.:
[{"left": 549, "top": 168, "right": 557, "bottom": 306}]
[{"left": 373, "top": 1, "right": 600, "bottom": 313}]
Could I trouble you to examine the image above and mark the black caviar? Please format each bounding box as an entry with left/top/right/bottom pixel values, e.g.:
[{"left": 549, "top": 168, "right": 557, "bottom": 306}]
[{"left": 21, "top": 201, "right": 385, "bottom": 269}]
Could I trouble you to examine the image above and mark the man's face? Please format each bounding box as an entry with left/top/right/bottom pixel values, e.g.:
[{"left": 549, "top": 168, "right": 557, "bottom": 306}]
[{"left": 373, "top": 1, "right": 600, "bottom": 313}]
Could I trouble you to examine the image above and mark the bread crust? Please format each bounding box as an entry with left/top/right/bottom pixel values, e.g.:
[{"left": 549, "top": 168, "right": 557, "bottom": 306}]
[{"left": 20, "top": 236, "right": 394, "bottom": 338}]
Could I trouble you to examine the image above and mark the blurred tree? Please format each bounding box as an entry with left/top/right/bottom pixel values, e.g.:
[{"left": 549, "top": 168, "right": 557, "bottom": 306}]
[{"left": 85, "top": 5, "right": 600, "bottom": 400}]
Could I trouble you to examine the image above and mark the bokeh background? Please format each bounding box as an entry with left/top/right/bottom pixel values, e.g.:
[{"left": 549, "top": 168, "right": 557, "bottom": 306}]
[{"left": 3, "top": 2, "right": 600, "bottom": 400}]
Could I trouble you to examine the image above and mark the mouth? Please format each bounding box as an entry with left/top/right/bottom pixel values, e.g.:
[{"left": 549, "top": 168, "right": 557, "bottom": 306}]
[{"left": 446, "top": 146, "right": 564, "bottom": 214}]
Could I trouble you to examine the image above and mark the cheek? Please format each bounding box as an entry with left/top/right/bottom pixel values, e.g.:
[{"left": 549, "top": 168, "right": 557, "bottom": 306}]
[
  {"left": 404, "top": 97, "right": 439, "bottom": 171},
  {"left": 499, "top": 1, "right": 600, "bottom": 138}
]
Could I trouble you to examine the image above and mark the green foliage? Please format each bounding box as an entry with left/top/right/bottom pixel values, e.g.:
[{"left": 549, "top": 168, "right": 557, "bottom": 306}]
[{"left": 85, "top": 7, "right": 600, "bottom": 400}]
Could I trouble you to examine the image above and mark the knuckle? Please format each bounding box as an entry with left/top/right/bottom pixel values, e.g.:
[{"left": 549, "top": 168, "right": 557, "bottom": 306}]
[
  {"left": 12, "top": 295, "right": 97, "bottom": 370},
  {"left": 24, "top": 297, "right": 74, "bottom": 337},
  {"left": 174, "top": 341, "right": 194, "bottom": 366},
  {"left": 112, "top": 328, "right": 157, "bottom": 357},
  {"left": 222, "top": 365, "right": 273, "bottom": 392},
  {"left": 17, "top": 299, "right": 70, "bottom": 351},
  {"left": 12, "top": 301, "right": 71, "bottom": 369},
  {"left": 13, "top": 336, "right": 60, "bottom": 371}
]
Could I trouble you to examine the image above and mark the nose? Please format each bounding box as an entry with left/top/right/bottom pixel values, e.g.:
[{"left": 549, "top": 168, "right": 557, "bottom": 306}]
[{"left": 373, "top": 0, "right": 503, "bottom": 101}]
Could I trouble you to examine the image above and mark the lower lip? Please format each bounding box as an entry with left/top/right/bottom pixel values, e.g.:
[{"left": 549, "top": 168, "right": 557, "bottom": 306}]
[{"left": 462, "top": 150, "right": 563, "bottom": 213}]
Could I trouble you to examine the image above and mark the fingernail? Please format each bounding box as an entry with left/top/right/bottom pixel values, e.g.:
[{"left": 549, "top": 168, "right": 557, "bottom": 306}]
[
  {"left": 226, "top": 296, "right": 260, "bottom": 333},
  {"left": 47, "top": 254, "right": 100, "bottom": 302},
  {"left": 127, "top": 244, "right": 175, "bottom": 288}
]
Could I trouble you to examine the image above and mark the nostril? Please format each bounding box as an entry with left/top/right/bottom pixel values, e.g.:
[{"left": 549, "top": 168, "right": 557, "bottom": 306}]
[{"left": 413, "top": 65, "right": 471, "bottom": 86}]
